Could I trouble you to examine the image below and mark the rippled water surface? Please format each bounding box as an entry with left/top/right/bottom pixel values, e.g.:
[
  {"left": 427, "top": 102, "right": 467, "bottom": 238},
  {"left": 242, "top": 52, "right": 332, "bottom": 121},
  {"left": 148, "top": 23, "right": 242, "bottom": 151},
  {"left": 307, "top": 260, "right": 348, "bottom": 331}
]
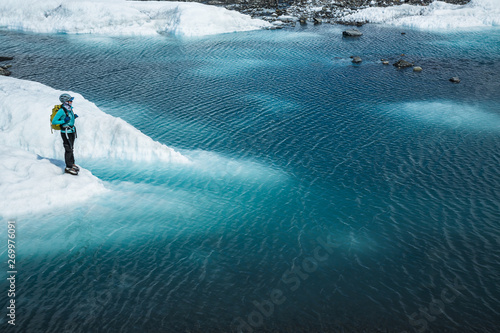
[{"left": 1, "top": 25, "right": 500, "bottom": 332}]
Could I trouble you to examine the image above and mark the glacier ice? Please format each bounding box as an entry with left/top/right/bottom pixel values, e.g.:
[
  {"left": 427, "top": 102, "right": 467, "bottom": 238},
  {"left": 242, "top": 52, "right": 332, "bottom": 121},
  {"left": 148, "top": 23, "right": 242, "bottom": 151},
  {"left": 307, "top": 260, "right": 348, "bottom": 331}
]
[
  {"left": 0, "top": 76, "right": 190, "bottom": 164},
  {"left": 0, "top": 0, "right": 271, "bottom": 36}
]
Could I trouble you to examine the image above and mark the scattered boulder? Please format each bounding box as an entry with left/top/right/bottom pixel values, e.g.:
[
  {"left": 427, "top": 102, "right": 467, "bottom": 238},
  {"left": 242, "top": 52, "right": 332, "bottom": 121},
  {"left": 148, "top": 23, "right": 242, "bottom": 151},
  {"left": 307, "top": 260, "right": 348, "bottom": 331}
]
[
  {"left": 393, "top": 59, "right": 414, "bottom": 68},
  {"left": 313, "top": 18, "right": 322, "bottom": 25},
  {"left": 343, "top": 29, "right": 363, "bottom": 37},
  {"left": 299, "top": 17, "right": 307, "bottom": 25},
  {"left": 0, "top": 56, "right": 14, "bottom": 62},
  {"left": 449, "top": 76, "right": 461, "bottom": 83},
  {"left": 351, "top": 56, "right": 362, "bottom": 64},
  {"left": 413, "top": 66, "right": 423, "bottom": 72},
  {"left": 382, "top": 61, "right": 390, "bottom": 65}
]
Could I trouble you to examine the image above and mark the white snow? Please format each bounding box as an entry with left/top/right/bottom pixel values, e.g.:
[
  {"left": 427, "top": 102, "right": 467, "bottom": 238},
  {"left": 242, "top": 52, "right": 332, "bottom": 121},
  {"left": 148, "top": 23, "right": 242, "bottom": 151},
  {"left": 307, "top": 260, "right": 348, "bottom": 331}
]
[
  {"left": 0, "top": 0, "right": 271, "bottom": 37},
  {"left": 0, "top": 145, "right": 108, "bottom": 218},
  {"left": 0, "top": 76, "right": 189, "bottom": 164},
  {"left": 0, "top": 76, "right": 191, "bottom": 218},
  {"left": 344, "top": 0, "right": 500, "bottom": 30}
]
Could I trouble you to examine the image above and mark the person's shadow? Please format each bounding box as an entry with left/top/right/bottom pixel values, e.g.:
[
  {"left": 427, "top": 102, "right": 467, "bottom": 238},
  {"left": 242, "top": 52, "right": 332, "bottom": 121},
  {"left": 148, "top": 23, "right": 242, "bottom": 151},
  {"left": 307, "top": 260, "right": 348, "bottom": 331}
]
[{"left": 37, "top": 155, "right": 66, "bottom": 170}]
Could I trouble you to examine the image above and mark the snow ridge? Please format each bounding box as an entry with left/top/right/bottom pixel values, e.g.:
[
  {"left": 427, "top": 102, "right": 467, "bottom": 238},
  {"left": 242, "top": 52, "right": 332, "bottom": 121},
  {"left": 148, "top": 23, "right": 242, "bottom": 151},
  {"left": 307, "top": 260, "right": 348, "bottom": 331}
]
[
  {"left": 0, "top": 76, "right": 189, "bottom": 163},
  {"left": 0, "top": 0, "right": 271, "bottom": 36}
]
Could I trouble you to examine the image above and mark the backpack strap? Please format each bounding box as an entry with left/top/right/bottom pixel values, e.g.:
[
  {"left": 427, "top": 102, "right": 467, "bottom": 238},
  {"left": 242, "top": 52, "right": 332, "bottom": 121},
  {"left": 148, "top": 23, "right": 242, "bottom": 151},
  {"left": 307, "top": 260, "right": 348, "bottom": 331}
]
[
  {"left": 60, "top": 105, "right": 74, "bottom": 132},
  {"left": 61, "top": 105, "right": 70, "bottom": 117}
]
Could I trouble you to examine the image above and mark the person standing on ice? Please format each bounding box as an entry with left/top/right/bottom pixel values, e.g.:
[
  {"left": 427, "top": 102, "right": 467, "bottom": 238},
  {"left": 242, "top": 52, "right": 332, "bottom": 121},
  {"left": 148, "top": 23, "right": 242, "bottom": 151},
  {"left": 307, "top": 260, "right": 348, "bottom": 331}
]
[{"left": 52, "top": 93, "right": 79, "bottom": 175}]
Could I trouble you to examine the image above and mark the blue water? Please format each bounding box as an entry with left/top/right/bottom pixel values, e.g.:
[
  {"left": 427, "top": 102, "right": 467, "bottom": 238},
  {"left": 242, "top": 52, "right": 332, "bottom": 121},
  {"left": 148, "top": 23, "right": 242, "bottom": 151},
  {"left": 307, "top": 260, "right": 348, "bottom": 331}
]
[{"left": 1, "top": 25, "right": 500, "bottom": 332}]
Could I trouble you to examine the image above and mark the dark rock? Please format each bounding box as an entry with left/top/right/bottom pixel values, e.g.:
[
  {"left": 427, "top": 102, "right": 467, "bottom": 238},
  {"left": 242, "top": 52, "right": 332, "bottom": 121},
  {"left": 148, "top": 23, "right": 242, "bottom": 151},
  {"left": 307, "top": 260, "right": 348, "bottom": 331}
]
[
  {"left": 0, "top": 56, "right": 13, "bottom": 62},
  {"left": 449, "top": 76, "right": 461, "bottom": 83},
  {"left": 313, "top": 17, "right": 322, "bottom": 25},
  {"left": 343, "top": 29, "right": 363, "bottom": 37},
  {"left": 299, "top": 17, "right": 307, "bottom": 25},
  {"left": 0, "top": 66, "right": 12, "bottom": 76},
  {"left": 393, "top": 59, "right": 414, "bottom": 68},
  {"left": 335, "top": 20, "right": 367, "bottom": 26},
  {"left": 352, "top": 56, "right": 362, "bottom": 63}
]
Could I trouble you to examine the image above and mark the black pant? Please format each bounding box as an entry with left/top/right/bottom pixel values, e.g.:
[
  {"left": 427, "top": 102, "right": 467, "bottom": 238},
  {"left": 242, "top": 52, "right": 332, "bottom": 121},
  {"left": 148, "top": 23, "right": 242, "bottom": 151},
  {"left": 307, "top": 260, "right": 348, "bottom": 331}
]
[{"left": 61, "top": 132, "right": 76, "bottom": 168}]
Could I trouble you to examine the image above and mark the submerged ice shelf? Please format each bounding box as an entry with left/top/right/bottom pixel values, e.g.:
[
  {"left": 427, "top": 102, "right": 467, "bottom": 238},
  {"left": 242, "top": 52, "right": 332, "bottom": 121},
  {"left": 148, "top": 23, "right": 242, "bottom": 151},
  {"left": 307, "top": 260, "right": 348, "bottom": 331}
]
[{"left": 0, "top": 76, "right": 287, "bottom": 219}]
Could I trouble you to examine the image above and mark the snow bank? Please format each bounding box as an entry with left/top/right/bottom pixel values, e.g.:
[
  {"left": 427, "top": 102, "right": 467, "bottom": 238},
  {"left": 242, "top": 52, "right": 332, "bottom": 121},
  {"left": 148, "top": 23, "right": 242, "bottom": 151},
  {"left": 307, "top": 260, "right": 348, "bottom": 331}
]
[
  {"left": 344, "top": 0, "right": 500, "bottom": 30},
  {"left": 0, "top": 0, "right": 271, "bottom": 36},
  {"left": 0, "top": 76, "right": 189, "bottom": 163},
  {"left": 0, "top": 145, "right": 108, "bottom": 219}
]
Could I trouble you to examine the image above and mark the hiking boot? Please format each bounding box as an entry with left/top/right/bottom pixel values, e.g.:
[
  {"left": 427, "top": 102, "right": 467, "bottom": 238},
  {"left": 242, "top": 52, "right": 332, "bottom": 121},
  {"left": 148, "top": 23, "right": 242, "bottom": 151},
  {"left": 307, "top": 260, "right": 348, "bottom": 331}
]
[
  {"left": 65, "top": 167, "right": 78, "bottom": 175},
  {"left": 72, "top": 164, "right": 80, "bottom": 172}
]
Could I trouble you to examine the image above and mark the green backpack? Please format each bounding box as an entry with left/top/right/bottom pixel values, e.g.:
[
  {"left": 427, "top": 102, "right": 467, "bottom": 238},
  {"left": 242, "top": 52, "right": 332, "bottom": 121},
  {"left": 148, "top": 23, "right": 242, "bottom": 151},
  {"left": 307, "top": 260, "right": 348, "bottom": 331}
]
[{"left": 50, "top": 104, "right": 68, "bottom": 133}]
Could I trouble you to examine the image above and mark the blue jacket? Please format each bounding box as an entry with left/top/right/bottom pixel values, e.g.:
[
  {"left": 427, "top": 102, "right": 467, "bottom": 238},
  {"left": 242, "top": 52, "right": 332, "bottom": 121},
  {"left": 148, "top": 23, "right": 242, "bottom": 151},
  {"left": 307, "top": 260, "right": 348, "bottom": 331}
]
[{"left": 52, "top": 105, "right": 76, "bottom": 134}]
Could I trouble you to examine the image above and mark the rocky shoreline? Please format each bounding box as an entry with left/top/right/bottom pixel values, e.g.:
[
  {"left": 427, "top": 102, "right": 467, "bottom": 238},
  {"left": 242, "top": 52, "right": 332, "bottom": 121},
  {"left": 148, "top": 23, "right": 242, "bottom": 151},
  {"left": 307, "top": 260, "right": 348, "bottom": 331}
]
[
  {"left": 0, "top": 0, "right": 471, "bottom": 79},
  {"left": 218, "top": 0, "right": 471, "bottom": 27}
]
